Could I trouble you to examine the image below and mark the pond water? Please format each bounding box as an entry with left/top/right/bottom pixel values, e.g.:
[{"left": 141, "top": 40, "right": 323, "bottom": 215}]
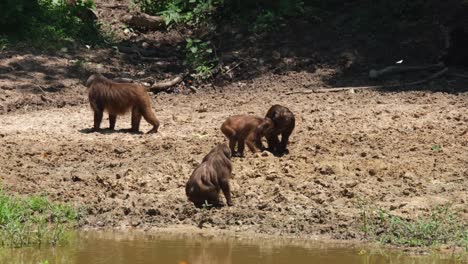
[{"left": 0, "top": 231, "right": 462, "bottom": 264}]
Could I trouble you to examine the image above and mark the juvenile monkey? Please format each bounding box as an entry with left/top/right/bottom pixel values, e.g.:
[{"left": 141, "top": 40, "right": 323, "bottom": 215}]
[
  {"left": 221, "top": 115, "right": 274, "bottom": 157},
  {"left": 262, "top": 105, "right": 295, "bottom": 155},
  {"left": 186, "top": 144, "right": 233, "bottom": 207},
  {"left": 85, "top": 73, "right": 160, "bottom": 134}
]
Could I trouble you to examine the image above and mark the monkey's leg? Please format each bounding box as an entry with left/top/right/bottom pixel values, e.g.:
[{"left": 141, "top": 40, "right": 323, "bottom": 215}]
[
  {"left": 141, "top": 108, "right": 160, "bottom": 134},
  {"left": 220, "top": 179, "right": 233, "bottom": 206},
  {"left": 237, "top": 137, "right": 246, "bottom": 157},
  {"left": 279, "top": 131, "right": 292, "bottom": 154},
  {"left": 131, "top": 107, "right": 142, "bottom": 133},
  {"left": 93, "top": 110, "right": 104, "bottom": 131},
  {"left": 266, "top": 135, "right": 280, "bottom": 153},
  {"left": 109, "top": 114, "right": 117, "bottom": 130},
  {"left": 246, "top": 139, "right": 257, "bottom": 153},
  {"left": 279, "top": 125, "right": 294, "bottom": 153},
  {"left": 228, "top": 137, "right": 239, "bottom": 157}
]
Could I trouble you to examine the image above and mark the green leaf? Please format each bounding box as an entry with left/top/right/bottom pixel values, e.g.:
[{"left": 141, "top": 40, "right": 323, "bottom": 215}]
[
  {"left": 205, "top": 48, "right": 212, "bottom": 53},
  {"left": 190, "top": 46, "right": 198, "bottom": 53},
  {"left": 431, "top": 145, "right": 441, "bottom": 151}
]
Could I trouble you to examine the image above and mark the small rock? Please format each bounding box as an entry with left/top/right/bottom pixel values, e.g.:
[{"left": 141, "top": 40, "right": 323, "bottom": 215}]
[
  {"left": 318, "top": 165, "right": 335, "bottom": 175},
  {"left": 123, "top": 207, "right": 131, "bottom": 215},
  {"left": 71, "top": 175, "right": 83, "bottom": 182},
  {"left": 114, "top": 147, "right": 127, "bottom": 154},
  {"left": 146, "top": 208, "right": 159, "bottom": 216},
  {"left": 341, "top": 188, "right": 354, "bottom": 198},
  {"left": 314, "top": 179, "right": 329, "bottom": 188},
  {"left": 272, "top": 51, "right": 281, "bottom": 60},
  {"left": 266, "top": 174, "right": 277, "bottom": 181}
]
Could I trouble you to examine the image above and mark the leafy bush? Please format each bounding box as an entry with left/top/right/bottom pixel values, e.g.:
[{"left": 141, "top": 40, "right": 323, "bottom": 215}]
[
  {"left": 0, "top": 0, "right": 40, "bottom": 31},
  {"left": 136, "top": 0, "right": 223, "bottom": 27},
  {"left": 0, "top": 0, "right": 104, "bottom": 49},
  {"left": 185, "top": 38, "right": 217, "bottom": 80}
]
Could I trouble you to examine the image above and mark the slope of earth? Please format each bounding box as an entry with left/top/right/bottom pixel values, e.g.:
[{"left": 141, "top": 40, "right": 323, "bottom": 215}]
[{"left": 0, "top": 72, "right": 467, "bottom": 240}]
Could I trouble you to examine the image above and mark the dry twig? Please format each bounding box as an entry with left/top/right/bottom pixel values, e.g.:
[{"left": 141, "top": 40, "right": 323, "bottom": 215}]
[{"left": 287, "top": 67, "right": 449, "bottom": 95}]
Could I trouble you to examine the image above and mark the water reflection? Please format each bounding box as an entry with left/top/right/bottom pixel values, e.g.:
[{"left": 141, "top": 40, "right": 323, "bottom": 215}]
[{"left": 0, "top": 231, "right": 463, "bottom": 264}]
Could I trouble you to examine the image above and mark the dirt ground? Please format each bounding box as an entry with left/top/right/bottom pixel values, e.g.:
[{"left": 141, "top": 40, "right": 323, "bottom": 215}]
[
  {"left": 1, "top": 70, "right": 467, "bottom": 240},
  {"left": 0, "top": 0, "right": 467, "bottom": 242}
]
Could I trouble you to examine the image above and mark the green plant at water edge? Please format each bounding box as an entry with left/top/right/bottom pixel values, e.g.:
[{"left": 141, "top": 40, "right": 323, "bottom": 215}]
[
  {"left": 185, "top": 38, "right": 217, "bottom": 80},
  {"left": 0, "top": 190, "right": 78, "bottom": 248},
  {"left": 360, "top": 204, "right": 468, "bottom": 248}
]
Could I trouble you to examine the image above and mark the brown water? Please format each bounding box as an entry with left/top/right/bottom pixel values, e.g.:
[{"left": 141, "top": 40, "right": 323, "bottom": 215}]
[{"left": 0, "top": 231, "right": 463, "bottom": 264}]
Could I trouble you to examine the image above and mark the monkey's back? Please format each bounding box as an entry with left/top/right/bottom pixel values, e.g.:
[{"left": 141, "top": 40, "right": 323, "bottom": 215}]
[
  {"left": 88, "top": 80, "right": 151, "bottom": 115},
  {"left": 186, "top": 162, "right": 220, "bottom": 204},
  {"left": 221, "top": 115, "right": 264, "bottom": 137}
]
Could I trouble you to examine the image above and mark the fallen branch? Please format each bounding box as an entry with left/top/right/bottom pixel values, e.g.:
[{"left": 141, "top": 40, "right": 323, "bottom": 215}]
[
  {"left": 447, "top": 72, "right": 468, "bottom": 79},
  {"left": 100, "top": 4, "right": 128, "bottom": 9},
  {"left": 369, "top": 63, "right": 444, "bottom": 79},
  {"left": 113, "top": 77, "right": 134, "bottom": 83},
  {"left": 150, "top": 74, "right": 186, "bottom": 92},
  {"left": 122, "top": 13, "right": 165, "bottom": 31},
  {"left": 117, "top": 45, "right": 138, "bottom": 54},
  {"left": 287, "top": 68, "right": 449, "bottom": 94},
  {"left": 224, "top": 61, "right": 244, "bottom": 74},
  {"left": 188, "top": 86, "right": 198, "bottom": 93}
]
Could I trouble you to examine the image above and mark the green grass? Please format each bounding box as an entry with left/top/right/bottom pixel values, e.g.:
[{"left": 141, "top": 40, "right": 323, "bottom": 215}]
[
  {"left": 360, "top": 204, "right": 468, "bottom": 249},
  {"left": 0, "top": 189, "right": 78, "bottom": 248}
]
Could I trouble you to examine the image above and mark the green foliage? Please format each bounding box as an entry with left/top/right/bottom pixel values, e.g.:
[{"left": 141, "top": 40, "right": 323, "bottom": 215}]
[
  {"left": 136, "top": 0, "right": 224, "bottom": 27},
  {"left": 0, "top": 189, "right": 78, "bottom": 248},
  {"left": 0, "top": 36, "right": 7, "bottom": 51},
  {"left": 431, "top": 144, "right": 442, "bottom": 152},
  {"left": 0, "top": 0, "right": 39, "bottom": 29},
  {"left": 360, "top": 204, "right": 468, "bottom": 248},
  {"left": 0, "top": 0, "right": 105, "bottom": 50},
  {"left": 251, "top": 10, "right": 278, "bottom": 33},
  {"left": 185, "top": 38, "right": 217, "bottom": 80}
]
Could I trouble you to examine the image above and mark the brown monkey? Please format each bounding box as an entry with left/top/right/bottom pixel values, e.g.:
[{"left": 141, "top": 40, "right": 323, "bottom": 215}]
[
  {"left": 85, "top": 73, "right": 160, "bottom": 134},
  {"left": 262, "top": 105, "right": 295, "bottom": 155},
  {"left": 186, "top": 144, "right": 233, "bottom": 207},
  {"left": 221, "top": 115, "right": 274, "bottom": 157}
]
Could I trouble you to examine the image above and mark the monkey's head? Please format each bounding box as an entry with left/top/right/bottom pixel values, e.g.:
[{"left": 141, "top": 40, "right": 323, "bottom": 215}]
[
  {"left": 257, "top": 117, "right": 275, "bottom": 137},
  {"left": 85, "top": 73, "right": 104, "bottom": 87},
  {"left": 217, "top": 144, "right": 232, "bottom": 159}
]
